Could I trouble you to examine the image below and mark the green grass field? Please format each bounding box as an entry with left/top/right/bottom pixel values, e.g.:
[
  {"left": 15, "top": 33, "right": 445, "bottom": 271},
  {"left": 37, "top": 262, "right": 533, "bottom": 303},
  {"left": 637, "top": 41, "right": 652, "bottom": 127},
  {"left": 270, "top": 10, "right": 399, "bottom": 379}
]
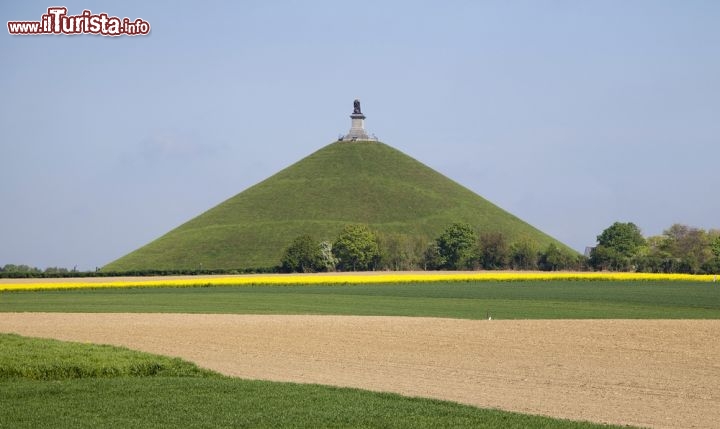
[
  {"left": 3, "top": 280, "right": 719, "bottom": 319},
  {"left": 0, "top": 333, "right": 217, "bottom": 380},
  {"left": 0, "top": 334, "right": 627, "bottom": 429}
]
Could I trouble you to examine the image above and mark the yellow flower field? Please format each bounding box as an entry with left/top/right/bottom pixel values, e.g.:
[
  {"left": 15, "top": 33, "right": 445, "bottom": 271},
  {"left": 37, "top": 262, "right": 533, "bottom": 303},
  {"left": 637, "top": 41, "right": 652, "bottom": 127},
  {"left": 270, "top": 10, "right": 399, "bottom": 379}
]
[{"left": 0, "top": 271, "right": 717, "bottom": 292}]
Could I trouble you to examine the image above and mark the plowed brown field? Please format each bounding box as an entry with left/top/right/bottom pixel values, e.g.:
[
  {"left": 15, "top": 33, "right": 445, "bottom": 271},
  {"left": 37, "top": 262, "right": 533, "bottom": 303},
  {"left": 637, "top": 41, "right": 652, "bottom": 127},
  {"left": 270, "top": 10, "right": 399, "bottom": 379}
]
[{"left": 1, "top": 313, "right": 719, "bottom": 429}]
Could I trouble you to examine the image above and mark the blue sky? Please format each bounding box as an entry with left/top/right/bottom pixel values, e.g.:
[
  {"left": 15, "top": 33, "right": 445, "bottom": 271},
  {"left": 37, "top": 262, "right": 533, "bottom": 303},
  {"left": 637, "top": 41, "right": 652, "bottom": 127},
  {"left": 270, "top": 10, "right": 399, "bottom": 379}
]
[{"left": 2, "top": 1, "right": 719, "bottom": 270}]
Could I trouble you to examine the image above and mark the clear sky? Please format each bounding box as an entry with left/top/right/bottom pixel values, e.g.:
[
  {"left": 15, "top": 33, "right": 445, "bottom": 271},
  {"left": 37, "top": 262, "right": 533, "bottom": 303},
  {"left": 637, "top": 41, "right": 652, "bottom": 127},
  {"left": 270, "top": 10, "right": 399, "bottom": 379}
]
[{"left": 2, "top": 1, "right": 719, "bottom": 270}]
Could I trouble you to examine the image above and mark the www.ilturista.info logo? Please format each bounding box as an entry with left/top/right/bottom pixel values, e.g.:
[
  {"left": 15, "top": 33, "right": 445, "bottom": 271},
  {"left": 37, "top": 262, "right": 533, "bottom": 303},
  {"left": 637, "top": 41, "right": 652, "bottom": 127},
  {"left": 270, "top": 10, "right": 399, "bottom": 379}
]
[{"left": 8, "top": 7, "right": 150, "bottom": 36}]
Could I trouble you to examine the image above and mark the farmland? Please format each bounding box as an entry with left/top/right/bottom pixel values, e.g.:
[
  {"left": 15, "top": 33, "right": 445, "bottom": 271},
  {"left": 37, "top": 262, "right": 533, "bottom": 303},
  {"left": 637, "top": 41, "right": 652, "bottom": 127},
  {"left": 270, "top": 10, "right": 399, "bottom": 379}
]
[
  {"left": 2, "top": 277, "right": 719, "bottom": 428},
  {"left": 2, "top": 278, "right": 719, "bottom": 319},
  {"left": 1, "top": 333, "right": 623, "bottom": 429},
  {"left": 2, "top": 314, "right": 719, "bottom": 428}
]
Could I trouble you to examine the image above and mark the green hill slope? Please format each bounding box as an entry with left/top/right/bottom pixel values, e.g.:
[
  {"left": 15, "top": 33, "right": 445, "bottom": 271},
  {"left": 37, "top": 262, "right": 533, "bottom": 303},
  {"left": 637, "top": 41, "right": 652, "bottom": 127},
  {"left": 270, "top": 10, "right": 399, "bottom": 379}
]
[{"left": 105, "top": 141, "right": 569, "bottom": 271}]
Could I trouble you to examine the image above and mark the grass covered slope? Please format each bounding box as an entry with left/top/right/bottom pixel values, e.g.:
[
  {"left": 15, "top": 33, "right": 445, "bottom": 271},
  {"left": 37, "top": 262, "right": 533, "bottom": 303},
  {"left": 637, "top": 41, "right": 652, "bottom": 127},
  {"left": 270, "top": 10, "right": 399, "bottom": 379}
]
[{"left": 105, "top": 141, "right": 568, "bottom": 271}]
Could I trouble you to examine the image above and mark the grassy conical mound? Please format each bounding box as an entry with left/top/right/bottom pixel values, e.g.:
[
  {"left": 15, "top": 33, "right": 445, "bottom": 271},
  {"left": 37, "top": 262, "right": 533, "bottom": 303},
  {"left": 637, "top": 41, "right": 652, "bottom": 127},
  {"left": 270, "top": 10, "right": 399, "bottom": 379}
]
[{"left": 105, "top": 141, "right": 568, "bottom": 271}]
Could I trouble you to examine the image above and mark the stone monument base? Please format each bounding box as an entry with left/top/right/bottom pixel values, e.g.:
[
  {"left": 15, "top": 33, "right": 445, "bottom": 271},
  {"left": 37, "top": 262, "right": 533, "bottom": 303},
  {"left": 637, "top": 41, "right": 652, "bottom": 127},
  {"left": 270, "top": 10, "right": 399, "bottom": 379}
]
[
  {"left": 343, "top": 113, "right": 377, "bottom": 141},
  {"left": 341, "top": 100, "right": 378, "bottom": 141}
]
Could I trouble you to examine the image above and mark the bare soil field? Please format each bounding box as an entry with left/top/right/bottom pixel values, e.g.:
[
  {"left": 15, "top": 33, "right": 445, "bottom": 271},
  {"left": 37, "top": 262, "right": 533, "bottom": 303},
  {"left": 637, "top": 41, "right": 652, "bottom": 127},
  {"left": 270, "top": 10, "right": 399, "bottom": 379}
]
[{"left": 1, "top": 314, "right": 718, "bottom": 429}]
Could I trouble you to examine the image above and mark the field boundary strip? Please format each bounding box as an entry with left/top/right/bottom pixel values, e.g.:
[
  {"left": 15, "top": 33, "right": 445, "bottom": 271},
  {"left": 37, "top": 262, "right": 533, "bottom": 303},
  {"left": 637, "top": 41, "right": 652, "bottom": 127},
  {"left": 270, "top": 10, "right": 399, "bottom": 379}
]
[{"left": 0, "top": 272, "right": 718, "bottom": 291}]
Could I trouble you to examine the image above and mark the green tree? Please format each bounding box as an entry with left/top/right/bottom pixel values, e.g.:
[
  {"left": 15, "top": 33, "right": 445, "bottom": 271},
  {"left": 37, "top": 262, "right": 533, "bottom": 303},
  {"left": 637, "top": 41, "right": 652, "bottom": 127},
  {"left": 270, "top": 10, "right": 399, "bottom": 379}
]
[
  {"left": 2, "top": 264, "right": 41, "bottom": 273},
  {"left": 538, "top": 243, "right": 577, "bottom": 271},
  {"left": 589, "top": 222, "right": 646, "bottom": 271},
  {"left": 435, "top": 223, "right": 478, "bottom": 270},
  {"left": 332, "top": 224, "right": 381, "bottom": 271},
  {"left": 478, "top": 232, "right": 509, "bottom": 270},
  {"left": 698, "top": 230, "right": 720, "bottom": 274},
  {"left": 378, "top": 233, "right": 425, "bottom": 271},
  {"left": 509, "top": 240, "right": 538, "bottom": 270},
  {"left": 710, "top": 232, "right": 720, "bottom": 259},
  {"left": 661, "top": 224, "right": 712, "bottom": 273},
  {"left": 0, "top": 264, "right": 42, "bottom": 277},
  {"left": 423, "top": 242, "right": 443, "bottom": 270},
  {"left": 280, "top": 235, "right": 324, "bottom": 273},
  {"left": 634, "top": 235, "right": 674, "bottom": 273},
  {"left": 44, "top": 267, "right": 70, "bottom": 275},
  {"left": 708, "top": 229, "right": 720, "bottom": 259}
]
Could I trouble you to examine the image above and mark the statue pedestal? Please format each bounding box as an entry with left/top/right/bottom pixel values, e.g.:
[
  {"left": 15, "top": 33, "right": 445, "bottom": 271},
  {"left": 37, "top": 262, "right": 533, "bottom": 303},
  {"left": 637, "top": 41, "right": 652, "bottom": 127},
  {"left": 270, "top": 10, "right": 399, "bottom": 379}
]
[
  {"left": 341, "top": 100, "right": 378, "bottom": 142},
  {"left": 344, "top": 113, "right": 377, "bottom": 141},
  {"left": 346, "top": 113, "right": 369, "bottom": 140}
]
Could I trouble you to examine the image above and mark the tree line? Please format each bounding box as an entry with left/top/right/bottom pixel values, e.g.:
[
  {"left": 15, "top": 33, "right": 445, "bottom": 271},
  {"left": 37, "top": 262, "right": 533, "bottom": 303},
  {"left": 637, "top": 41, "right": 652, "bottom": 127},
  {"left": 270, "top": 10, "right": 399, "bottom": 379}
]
[
  {"left": 0, "top": 264, "right": 78, "bottom": 278},
  {"left": 279, "top": 223, "right": 583, "bottom": 273},
  {"left": 281, "top": 222, "right": 720, "bottom": 274},
  {"left": 0, "top": 265, "right": 276, "bottom": 279},
  {"left": 588, "top": 222, "right": 720, "bottom": 274}
]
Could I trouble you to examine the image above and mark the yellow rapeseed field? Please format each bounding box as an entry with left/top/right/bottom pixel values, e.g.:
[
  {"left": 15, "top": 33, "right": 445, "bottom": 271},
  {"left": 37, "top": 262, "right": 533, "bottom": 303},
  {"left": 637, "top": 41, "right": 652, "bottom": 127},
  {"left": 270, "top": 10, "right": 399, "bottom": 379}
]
[{"left": 0, "top": 272, "right": 717, "bottom": 292}]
